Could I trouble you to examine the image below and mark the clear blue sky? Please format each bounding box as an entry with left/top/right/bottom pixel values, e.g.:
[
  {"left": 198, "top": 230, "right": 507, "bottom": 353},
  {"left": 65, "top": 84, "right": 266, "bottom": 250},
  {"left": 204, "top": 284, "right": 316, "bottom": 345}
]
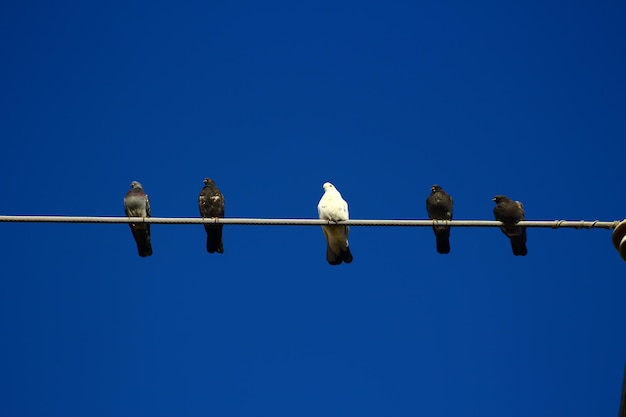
[{"left": 1, "top": 1, "right": 625, "bottom": 416}]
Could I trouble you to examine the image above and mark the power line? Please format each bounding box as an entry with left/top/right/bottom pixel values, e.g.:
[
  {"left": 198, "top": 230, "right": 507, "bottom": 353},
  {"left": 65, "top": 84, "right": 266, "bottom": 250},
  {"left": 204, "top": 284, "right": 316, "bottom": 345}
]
[{"left": 0, "top": 215, "right": 620, "bottom": 229}]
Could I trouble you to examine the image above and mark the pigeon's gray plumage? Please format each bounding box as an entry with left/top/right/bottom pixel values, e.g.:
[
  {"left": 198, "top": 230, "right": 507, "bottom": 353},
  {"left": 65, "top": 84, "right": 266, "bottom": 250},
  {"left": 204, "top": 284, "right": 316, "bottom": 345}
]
[
  {"left": 123, "top": 181, "right": 153, "bottom": 257},
  {"left": 426, "top": 184, "right": 453, "bottom": 254},
  {"left": 493, "top": 195, "right": 527, "bottom": 256},
  {"left": 198, "top": 178, "right": 225, "bottom": 254},
  {"left": 317, "top": 182, "right": 353, "bottom": 265}
]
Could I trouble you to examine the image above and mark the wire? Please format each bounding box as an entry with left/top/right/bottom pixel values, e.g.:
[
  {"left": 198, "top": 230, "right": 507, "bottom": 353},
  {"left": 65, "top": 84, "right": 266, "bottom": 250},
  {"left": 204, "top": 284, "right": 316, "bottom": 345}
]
[{"left": 0, "top": 215, "right": 619, "bottom": 229}]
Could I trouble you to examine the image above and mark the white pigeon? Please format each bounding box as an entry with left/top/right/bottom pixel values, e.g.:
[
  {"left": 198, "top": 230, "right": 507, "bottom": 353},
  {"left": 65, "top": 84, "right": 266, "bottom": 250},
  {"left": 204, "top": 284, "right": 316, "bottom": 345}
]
[{"left": 317, "top": 182, "right": 353, "bottom": 265}]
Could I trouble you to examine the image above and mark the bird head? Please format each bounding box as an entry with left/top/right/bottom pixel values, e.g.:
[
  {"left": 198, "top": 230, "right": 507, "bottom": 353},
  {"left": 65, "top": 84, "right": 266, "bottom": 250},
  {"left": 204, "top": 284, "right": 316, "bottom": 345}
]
[
  {"left": 431, "top": 184, "right": 442, "bottom": 193},
  {"left": 130, "top": 181, "right": 143, "bottom": 189}
]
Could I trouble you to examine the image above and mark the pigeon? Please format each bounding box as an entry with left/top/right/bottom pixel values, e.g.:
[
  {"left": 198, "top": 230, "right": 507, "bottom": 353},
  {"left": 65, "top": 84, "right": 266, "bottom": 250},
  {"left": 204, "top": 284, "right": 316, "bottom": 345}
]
[
  {"left": 123, "top": 181, "right": 153, "bottom": 257},
  {"left": 198, "top": 178, "right": 225, "bottom": 254},
  {"left": 426, "top": 184, "right": 453, "bottom": 254},
  {"left": 317, "top": 182, "right": 353, "bottom": 265},
  {"left": 493, "top": 195, "right": 527, "bottom": 256}
]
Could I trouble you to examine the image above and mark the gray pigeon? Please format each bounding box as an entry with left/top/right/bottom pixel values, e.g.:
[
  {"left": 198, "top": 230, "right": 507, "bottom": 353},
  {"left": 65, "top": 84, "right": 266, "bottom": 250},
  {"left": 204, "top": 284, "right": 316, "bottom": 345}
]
[
  {"left": 198, "top": 178, "right": 225, "bottom": 254},
  {"left": 426, "top": 184, "right": 453, "bottom": 254},
  {"left": 123, "top": 181, "right": 153, "bottom": 257},
  {"left": 493, "top": 195, "right": 527, "bottom": 256}
]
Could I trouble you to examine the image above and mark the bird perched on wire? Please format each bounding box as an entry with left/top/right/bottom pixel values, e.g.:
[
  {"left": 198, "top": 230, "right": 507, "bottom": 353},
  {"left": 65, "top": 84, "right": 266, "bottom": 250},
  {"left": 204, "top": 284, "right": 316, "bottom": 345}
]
[
  {"left": 426, "top": 184, "right": 453, "bottom": 254},
  {"left": 198, "top": 178, "right": 225, "bottom": 254},
  {"left": 317, "top": 182, "right": 353, "bottom": 265},
  {"left": 123, "top": 181, "right": 153, "bottom": 257},
  {"left": 493, "top": 195, "right": 527, "bottom": 256}
]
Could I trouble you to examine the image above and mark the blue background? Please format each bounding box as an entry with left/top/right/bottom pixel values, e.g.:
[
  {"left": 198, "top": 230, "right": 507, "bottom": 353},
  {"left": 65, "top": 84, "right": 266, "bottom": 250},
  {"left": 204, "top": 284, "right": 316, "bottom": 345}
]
[{"left": 1, "top": 1, "right": 625, "bottom": 416}]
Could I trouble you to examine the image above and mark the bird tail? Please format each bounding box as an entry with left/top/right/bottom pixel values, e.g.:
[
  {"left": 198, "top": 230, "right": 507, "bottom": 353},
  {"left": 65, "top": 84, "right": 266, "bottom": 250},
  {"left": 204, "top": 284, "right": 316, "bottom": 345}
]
[
  {"left": 326, "top": 245, "right": 342, "bottom": 265},
  {"left": 342, "top": 246, "right": 353, "bottom": 264},
  {"left": 510, "top": 228, "right": 528, "bottom": 256},
  {"left": 130, "top": 224, "right": 153, "bottom": 257},
  {"left": 433, "top": 227, "right": 450, "bottom": 254},
  {"left": 205, "top": 225, "right": 224, "bottom": 254},
  {"left": 326, "top": 245, "right": 353, "bottom": 265}
]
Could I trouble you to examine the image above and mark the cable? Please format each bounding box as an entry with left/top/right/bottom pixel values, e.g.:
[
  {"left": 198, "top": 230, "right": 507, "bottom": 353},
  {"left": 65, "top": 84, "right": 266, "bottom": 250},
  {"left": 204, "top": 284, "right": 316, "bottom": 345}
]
[{"left": 0, "top": 215, "right": 619, "bottom": 229}]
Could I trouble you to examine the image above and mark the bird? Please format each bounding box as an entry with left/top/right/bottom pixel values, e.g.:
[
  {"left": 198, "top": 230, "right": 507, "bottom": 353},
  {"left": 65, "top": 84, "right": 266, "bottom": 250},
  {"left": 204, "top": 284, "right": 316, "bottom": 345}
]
[
  {"left": 123, "top": 181, "right": 153, "bottom": 257},
  {"left": 426, "top": 184, "right": 453, "bottom": 254},
  {"left": 493, "top": 195, "right": 527, "bottom": 256},
  {"left": 198, "top": 178, "right": 225, "bottom": 254},
  {"left": 317, "top": 182, "right": 353, "bottom": 265}
]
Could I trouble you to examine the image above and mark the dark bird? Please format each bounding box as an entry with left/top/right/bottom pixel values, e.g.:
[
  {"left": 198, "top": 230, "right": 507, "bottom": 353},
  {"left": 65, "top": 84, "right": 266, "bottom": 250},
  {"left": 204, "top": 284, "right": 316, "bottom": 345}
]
[
  {"left": 123, "top": 181, "right": 153, "bottom": 257},
  {"left": 198, "top": 178, "right": 225, "bottom": 254},
  {"left": 493, "top": 195, "right": 527, "bottom": 256},
  {"left": 426, "top": 184, "right": 453, "bottom": 254}
]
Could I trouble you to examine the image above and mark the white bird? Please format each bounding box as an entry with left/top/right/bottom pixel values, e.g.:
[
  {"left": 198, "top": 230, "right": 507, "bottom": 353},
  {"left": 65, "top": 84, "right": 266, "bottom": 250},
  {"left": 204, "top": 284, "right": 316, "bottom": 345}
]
[{"left": 317, "top": 182, "right": 353, "bottom": 265}]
